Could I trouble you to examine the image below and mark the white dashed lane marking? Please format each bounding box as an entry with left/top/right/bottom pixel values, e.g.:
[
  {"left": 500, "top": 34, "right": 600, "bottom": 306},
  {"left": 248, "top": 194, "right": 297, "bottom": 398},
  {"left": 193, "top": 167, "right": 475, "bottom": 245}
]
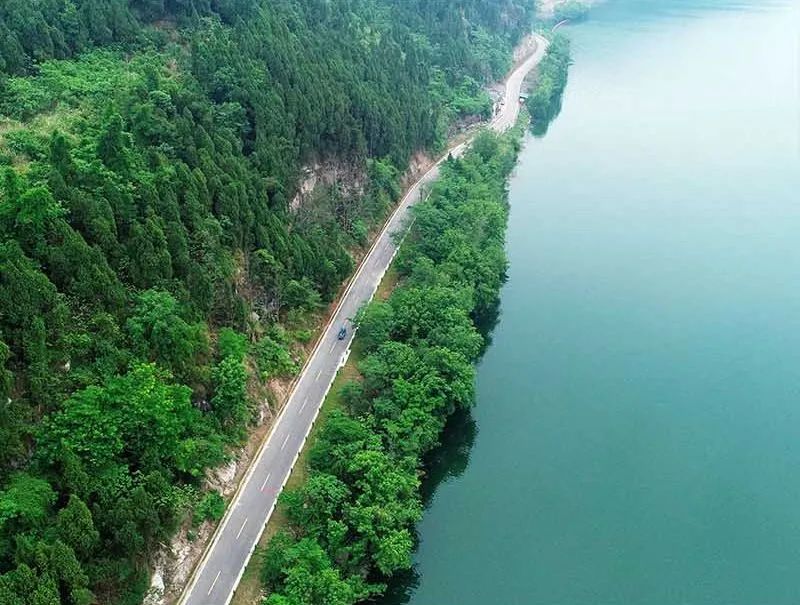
[
  {"left": 236, "top": 518, "right": 248, "bottom": 540},
  {"left": 208, "top": 571, "right": 221, "bottom": 596}
]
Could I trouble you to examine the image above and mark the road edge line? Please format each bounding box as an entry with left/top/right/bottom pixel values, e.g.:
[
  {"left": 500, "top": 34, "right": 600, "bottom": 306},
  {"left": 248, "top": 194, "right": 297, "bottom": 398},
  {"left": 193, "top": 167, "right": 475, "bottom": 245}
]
[{"left": 177, "top": 33, "right": 546, "bottom": 605}]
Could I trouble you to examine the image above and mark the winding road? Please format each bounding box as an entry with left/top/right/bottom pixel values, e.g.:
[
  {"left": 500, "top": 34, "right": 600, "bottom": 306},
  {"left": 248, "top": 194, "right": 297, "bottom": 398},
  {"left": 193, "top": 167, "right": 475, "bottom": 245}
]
[{"left": 178, "top": 33, "right": 548, "bottom": 605}]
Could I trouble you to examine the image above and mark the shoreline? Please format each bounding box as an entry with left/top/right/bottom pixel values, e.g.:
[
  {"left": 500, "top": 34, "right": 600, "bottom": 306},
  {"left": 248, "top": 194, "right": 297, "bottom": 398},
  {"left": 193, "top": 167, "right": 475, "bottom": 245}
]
[
  {"left": 148, "top": 33, "right": 546, "bottom": 605},
  {"left": 176, "top": 33, "right": 548, "bottom": 605}
]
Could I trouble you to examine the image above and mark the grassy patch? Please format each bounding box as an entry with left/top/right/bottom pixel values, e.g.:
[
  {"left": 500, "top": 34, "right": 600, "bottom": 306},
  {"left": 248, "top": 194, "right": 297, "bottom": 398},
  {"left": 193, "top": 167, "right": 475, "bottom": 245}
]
[{"left": 375, "top": 266, "right": 400, "bottom": 302}]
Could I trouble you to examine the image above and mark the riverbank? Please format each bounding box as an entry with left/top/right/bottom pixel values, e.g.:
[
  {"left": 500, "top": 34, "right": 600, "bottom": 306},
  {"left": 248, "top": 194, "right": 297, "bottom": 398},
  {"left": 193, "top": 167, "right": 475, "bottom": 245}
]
[
  {"left": 382, "top": 1, "right": 800, "bottom": 603},
  {"left": 253, "top": 122, "right": 529, "bottom": 605},
  {"left": 526, "top": 33, "right": 572, "bottom": 136},
  {"left": 229, "top": 273, "right": 398, "bottom": 605},
  {"left": 177, "top": 34, "right": 548, "bottom": 605},
  {"left": 224, "top": 38, "right": 548, "bottom": 605}
]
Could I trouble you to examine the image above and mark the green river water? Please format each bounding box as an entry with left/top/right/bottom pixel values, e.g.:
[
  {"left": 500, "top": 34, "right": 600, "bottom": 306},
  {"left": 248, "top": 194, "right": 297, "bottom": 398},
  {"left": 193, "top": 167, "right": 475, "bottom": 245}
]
[{"left": 383, "top": 1, "right": 800, "bottom": 603}]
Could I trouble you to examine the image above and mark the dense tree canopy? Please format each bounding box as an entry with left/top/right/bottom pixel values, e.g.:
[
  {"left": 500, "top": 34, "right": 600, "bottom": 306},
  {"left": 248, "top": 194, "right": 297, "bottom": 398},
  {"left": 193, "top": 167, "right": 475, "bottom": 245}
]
[
  {"left": 526, "top": 33, "right": 571, "bottom": 136},
  {"left": 0, "top": 1, "right": 535, "bottom": 603},
  {"left": 262, "top": 128, "right": 523, "bottom": 604}
]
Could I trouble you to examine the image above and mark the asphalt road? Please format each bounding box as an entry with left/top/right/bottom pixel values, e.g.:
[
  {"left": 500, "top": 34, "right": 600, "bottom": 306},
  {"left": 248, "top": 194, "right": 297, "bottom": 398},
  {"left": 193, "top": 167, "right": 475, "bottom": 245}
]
[{"left": 178, "top": 33, "right": 548, "bottom": 605}]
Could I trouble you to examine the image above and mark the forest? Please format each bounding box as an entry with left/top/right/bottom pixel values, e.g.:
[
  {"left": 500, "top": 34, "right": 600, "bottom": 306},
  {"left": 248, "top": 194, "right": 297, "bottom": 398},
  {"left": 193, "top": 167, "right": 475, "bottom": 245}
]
[
  {"left": 0, "top": 1, "right": 534, "bottom": 603},
  {"left": 526, "top": 32, "right": 571, "bottom": 136},
  {"left": 261, "top": 127, "right": 523, "bottom": 605},
  {"left": 552, "top": 0, "right": 590, "bottom": 22}
]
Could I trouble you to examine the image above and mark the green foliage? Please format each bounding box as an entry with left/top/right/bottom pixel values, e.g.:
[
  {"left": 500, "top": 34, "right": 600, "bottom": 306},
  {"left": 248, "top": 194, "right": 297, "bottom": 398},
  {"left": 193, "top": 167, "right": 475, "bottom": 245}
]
[
  {"left": 354, "top": 301, "right": 395, "bottom": 354},
  {"left": 292, "top": 329, "right": 313, "bottom": 345},
  {"left": 0, "top": 398, "right": 28, "bottom": 484},
  {"left": 0, "top": 476, "right": 97, "bottom": 604},
  {"left": 282, "top": 279, "right": 323, "bottom": 314},
  {"left": 0, "top": 0, "right": 533, "bottom": 600},
  {"left": 56, "top": 496, "right": 99, "bottom": 559},
  {"left": 217, "top": 328, "right": 249, "bottom": 362},
  {"left": 0, "top": 473, "right": 56, "bottom": 532},
  {"left": 253, "top": 333, "right": 297, "bottom": 379},
  {"left": 39, "top": 363, "right": 219, "bottom": 475},
  {"left": 261, "top": 537, "right": 362, "bottom": 605},
  {"left": 126, "top": 290, "right": 209, "bottom": 380},
  {"left": 211, "top": 355, "right": 249, "bottom": 435},
  {"left": 449, "top": 76, "right": 495, "bottom": 119},
  {"left": 553, "top": 0, "right": 591, "bottom": 23},
  {"left": 193, "top": 491, "right": 225, "bottom": 525},
  {"left": 526, "top": 34, "right": 571, "bottom": 137},
  {"left": 262, "top": 130, "right": 521, "bottom": 602}
]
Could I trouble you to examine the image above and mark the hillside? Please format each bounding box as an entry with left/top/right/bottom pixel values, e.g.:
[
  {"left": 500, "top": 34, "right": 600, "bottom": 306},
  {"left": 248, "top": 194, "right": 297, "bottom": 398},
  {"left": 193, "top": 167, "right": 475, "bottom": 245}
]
[{"left": 0, "top": 1, "right": 533, "bottom": 604}]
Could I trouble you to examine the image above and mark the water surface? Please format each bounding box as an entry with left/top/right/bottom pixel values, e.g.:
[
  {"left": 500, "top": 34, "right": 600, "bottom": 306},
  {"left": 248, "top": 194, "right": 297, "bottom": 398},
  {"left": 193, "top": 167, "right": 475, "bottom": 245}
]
[{"left": 385, "top": 1, "right": 800, "bottom": 603}]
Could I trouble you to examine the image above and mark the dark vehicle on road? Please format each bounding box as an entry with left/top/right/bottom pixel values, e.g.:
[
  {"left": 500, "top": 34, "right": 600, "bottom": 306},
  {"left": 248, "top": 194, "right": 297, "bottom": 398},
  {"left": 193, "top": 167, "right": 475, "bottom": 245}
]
[{"left": 337, "top": 326, "right": 347, "bottom": 340}]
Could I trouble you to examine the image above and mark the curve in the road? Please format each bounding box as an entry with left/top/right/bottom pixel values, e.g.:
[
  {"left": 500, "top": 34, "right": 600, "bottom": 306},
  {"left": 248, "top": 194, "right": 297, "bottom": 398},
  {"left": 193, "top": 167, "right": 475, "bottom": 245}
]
[{"left": 178, "top": 33, "right": 548, "bottom": 605}]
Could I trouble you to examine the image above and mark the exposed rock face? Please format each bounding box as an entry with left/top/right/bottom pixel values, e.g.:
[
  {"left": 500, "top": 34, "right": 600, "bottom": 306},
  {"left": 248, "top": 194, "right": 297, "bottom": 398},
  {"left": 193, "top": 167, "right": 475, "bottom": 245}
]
[
  {"left": 147, "top": 37, "right": 535, "bottom": 605},
  {"left": 205, "top": 459, "right": 238, "bottom": 496},
  {"left": 290, "top": 159, "right": 367, "bottom": 212},
  {"left": 538, "top": 0, "right": 558, "bottom": 19},
  {"left": 143, "top": 569, "right": 164, "bottom": 605},
  {"left": 147, "top": 521, "right": 217, "bottom": 605}
]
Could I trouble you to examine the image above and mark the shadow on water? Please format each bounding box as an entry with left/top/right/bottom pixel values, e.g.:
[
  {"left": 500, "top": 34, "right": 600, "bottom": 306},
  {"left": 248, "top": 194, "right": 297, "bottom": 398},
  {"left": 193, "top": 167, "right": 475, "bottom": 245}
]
[
  {"left": 375, "top": 407, "right": 479, "bottom": 605},
  {"left": 374, "top": 1, "right": 800, "bottom": 603},
  {"left": 473, "top": 294, "right": 502, "bottom": 353},
  {"left": 374, "top": 204, "right": 505, "bottom": 604},
  {"left": 530, "top": 93, "right": 564, "bottom": 138}
]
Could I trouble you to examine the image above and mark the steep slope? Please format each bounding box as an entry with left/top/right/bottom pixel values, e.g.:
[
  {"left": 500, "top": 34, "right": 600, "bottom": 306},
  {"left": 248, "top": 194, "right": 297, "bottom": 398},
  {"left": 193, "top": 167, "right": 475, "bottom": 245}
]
[{"left": 0, "top": 1, "right": 534, "bottom": 604}]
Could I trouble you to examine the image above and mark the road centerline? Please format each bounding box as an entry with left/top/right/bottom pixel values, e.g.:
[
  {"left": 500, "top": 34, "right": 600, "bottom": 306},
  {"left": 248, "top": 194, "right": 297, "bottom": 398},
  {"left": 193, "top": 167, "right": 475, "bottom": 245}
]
[
  {"left": 176, "top": 35, "right": 548, "bottom": 605},
  {"left": 236, "top": 518, "right": 248, "bottom": 540},
  {"left": 207, "top": 571, "right": 221, "bottom": 596}
]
